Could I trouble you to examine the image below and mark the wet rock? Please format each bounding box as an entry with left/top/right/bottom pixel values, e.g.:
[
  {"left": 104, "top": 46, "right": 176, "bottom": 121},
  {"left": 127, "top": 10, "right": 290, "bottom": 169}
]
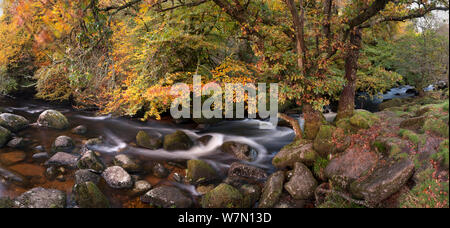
[
  {"left": 163, "top": 131, "right": 193, "bottom": 151},
  {"left": 34, "top": 145, "right": 45, "bottom": 152},
  {"left": 201, "top": 183, "right": 244, "bottom": 208},
  {"left": 141, "top": 186, "right": 192, "bottom": 208},
  {"left": 173, "top": 172, "right": 184, "bottom": 183},
  {"left": 284, "top": 162, "right": 317, "bottom": 200},
  {"left": 186, "top": 160, "right": 218, "bottom": 184},
  {"left": 113, "top": 154, "right": 142, "bottom": 173},
  {"left": 350, "top": 159, "right": 415, "bottom": 206},
  {"left": 196, "top": 185, "right": 215, "bottom": 195},
  {"left": 37, "top": 110, "right": 70, "bottom": 130},
  {"left": 7, "top": 137, "right": 29, "bottom": 149},
  {"left": 51, "top": 136, "right": 75, "bottom": 154},
  {"left": 240, "top": 184, "right": 262, "bottom": 208},
  {"left": 324, "top": 148, "right": 379, "bottom": 189},
  {"left": 136, "top": 130, "right": 162, "bottom": 150},
  {"left": 44, "top": 166, "right": 57, "bottom": 180},
  {"left": 0, "top": 151, "right": 26, "bottom": 166},
  {"left": 0, "top": 113, "right": 29, "bottom": 132},
  {"left": 227, "top": 162, "right": 267, "bottom": 181},
  {"left": 152, "top": 163, "right": 170, "bottom": 178},
  {"left": 77, "top": 150, "right": 106, "bottom": 172},
  {"left": 197, "top": 135, "right": 213, "bottom": 146},
  {"left": 400, "top": 116, "right": 426, "bottom": 130},
  {"left": 32, "top": 153, "right": 49, "bottom": 163},
  {"left": 102, "top": 166, "right": 133, "bottom": 189},
  {"left": 131, "top": 180, "right": 152, "bottom": 196},
  {"left": 0, "top": 166, "right": 27, "bottom": 186},
  {"left": 349, "top": 110, "right": 380, "bottom": 129},
  {"left": 74, "top": 169, "right": 100, "bottom": 185},
  {"left": 221, "top": 142, "right": 258, "bottom": 162},
  {"left": 14, "top": 187, "right": 66, "bottom": 208},
  {"left": 71, "top": 125, "right": 87, "bottom": 135},
  {"left": 0, "top": 197, "right": 14, "bottom": 208},
  {"left": 45, "top": 152, "right": 79, "bottom": 169},
  {"left": 0, "top": 126, "right": 11, "bottom": 148},
  {"left": 273, "top": 140, "right": 317, "bottom": 168},
  {"left": 258, "top": 171, "right": 285, "bottom": 208},
  {"left": 72, "top": 181, "right": 110, "bottom": 208}
]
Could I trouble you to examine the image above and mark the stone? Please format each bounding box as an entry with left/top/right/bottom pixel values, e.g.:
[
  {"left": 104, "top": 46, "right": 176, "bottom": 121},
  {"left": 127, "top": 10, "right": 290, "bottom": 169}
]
[
  {"left": 73, "top": 182, "right": 110, "bottom": 208},
  {"left": 141, "top": 186, "right": 192, "bottom": 208},
  {"left": 152, "top": 163, "right": 170, "bottom": 178},
  {"left": 400, "top": 116, "right": 427, "bottom": 130},
  {"left": 131, "top": 180, "right": 152, "bottom": 196},
  {"left": 45, "top": 152, "right": 79, "bottom": 169},
  {"left": 0, "top": 126, "right": 11, "bottom": 148},
  {"left": 240, "top": 184, "right": 262, "bottom": 208},
  {"left": 313, "top": 125, "right": 348, "bottom": 157},
  {"left": 284, "top": 162, "right": 317, "bottom": 200},
  {"left": 0, "top": 113, "right": 29, "bottom": 132},
  {"left": 0, "top": 166, "right": 27, "bottom": 186},
  {"left": 136, "top": 130, "right": 162, "bottom": 150},
  {"left": 32, "top": 153, "right": 49, "bottom": 163},
  {"left": 51, "top": 136, "right": 75, "bottom": 154},
  {"left": 37, "top": 110, "right": 70, "bottom": 130},
  {"left": 14, "top": 187, "right": 66, "bottom": 208},
  {"left": 6, "top": 137, "right": 28, "bottom": 149},
  {"left": 77, "top": 150, "right": 106, "bottom": 172},
  {"left": 0, "top": 151, "right": 26, "bottom": 166},
  {"left": 74, "top": 169, "right": 101, "bottom": 185},
  {"left": 186, "top": 160, "right": 218, "bottom": 184},
  {"left": 350, "top": 159, "right": 415, "bottom": 206},
  {"left": 113, "top": 154, "right": 142, "bottom": 173},
  {"left": 163, "top": 131, "right": 193, "bottom": 151},
  {"left": 272, "top": 139, "right": 317, "bottom": 168},
  {"left": 0, "top": 197, "right": 14, "bottom": 208},
  {"left": 227, "top": 162, "right": 267, "bottom": 181},
  {"left": 201, "top": 183, "right": 244, "bottom": 208},
  {"left": 197, "top": 135, "right": 213, "bottom": 146},
  {"left": 71, "top": 125, "right": 87, "bottom": 135},
  {"left": 258, "top": 171, "right": 285, "bottom": 208},
  {"left": 349, "top": 110, "right": 380, "bottom": 129},
  {"left": 102, "top": 166, "right": 133, "bottom": 189},
  {"left": 221, "top": 141, "right": 258, "bottom": 162}
]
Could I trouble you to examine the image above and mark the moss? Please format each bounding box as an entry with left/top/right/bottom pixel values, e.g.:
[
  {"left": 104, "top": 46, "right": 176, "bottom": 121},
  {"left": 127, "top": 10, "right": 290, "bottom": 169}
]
[
  {"left": 336, "top": 118, "right": 357, "bottom": 134},
  {"left": 313, "top": 157, "right": 329, "bottom": 180},
  {"left": 349, "top": 110, "right": 380, "bottom": 129},
  {"left": 423, "top": 118, "right": 449, "bottom": 137},
  {"left": 398, "top": 129, "right": 425, "bottom": 145},
  {"left": 37, "top": 110, "right": 70, "bottom": 130},
  {"left": 73, "top": 182, "right": 110, "bottom": 208},
  {"left": 136, "top": 130, "right": 162, "bottom": 150},
  {"left": 0, "top": 126, "right": 11, "bottom": 148},
  {"left": 317, "top": 192, "right": 365, "bottom": 208},
  {"left": 313, "top": 125, "right": 336, "bottom": 157},
  {"left": 432, "top": 140, "right": 449, "bottom": 167},
  {"left": 372, "top": 141, "right": 387, "bottom": 155},
  {"left": 186, "top": 160, "right": 218, "bottom": 184},
  {"left": 201, "top": 184, "right": 244, "bottom": 208},
  {"left": 163, "top": 130, "right": 193, "bottom": 151},
  {"left": 0, "top": 197, "right": 14, "bottom": 208}
]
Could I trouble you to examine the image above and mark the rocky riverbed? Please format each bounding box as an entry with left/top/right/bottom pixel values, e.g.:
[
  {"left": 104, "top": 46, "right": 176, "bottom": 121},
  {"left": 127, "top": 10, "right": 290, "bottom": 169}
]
[{"left": 0, "top": 91, "right": 448, "bottom": 208}]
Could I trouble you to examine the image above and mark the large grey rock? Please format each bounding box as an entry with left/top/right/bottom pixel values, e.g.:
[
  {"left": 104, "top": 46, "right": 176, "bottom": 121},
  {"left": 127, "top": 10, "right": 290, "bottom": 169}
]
[
  {"left": 51, "top": 136, "right": 75, "bottom": 154},
  {"left": 131, "top": 180, "right": 152, "bottom": 196},
  {"left": 77, "top": 150, "right": 106, "bottom": 172},
  {"left": 14, "top": 187, "right": 66, "bottom": 208},
  {"left": 45, "top": 152, "right": 79, "bottom": 169},
  {"left": 113, "top": 154, "right": 142, "bottom": 173},
  {"left": 71, "top": 125, "right": 87, "bottom": 135},
  {"left": 72, "top": 181, "right": 110, "bottom": 208},
  {"left": 0, "top": 126, "right": 11, "bottom": 148},
  {"left": 74, "top": 169, "right": 101, "bottom": 185},
  {"left": 258, "top": 171, "right": 285, "bottom": 208},
  {"left": 350, "top": 158, "right": 415, "bottom": 206},
  {"left": 6, "top": 137, "right": 29, "bottom": 149},
  {"left": 272, "top": 140, "right": 317, "bottom": 168},
  {"left": 186, "top": 160, "right": 218, "bottom": 184},
  {"left": 227, "top": 162, "right": 267, "bottom": 181},
  {"left": 284, "top": 162, "right": 317, "bottom": 200},
  {"left": 141, "top": 186, "right": 192, "bottom": 208},
  {"left": 221, "top": 142, "right": 258, "bottom": 162},
  {"left": 0, "top": 113, "right": 29, "bottom": 132},
  {"left": 102, "top": 166, "right": 133, "bottom": 189},
  {"left": 37, "top": 110, "right": 70, "bottom": 130}
]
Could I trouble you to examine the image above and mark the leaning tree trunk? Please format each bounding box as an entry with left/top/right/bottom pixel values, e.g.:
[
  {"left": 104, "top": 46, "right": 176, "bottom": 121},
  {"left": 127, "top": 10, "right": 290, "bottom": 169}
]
[{"left": 336, "top": 28, "right": 362, "bottom": 121}]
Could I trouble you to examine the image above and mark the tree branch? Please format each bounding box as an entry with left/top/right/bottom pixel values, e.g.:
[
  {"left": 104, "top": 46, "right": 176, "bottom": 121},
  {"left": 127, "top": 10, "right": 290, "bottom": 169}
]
[{"left": 278, "top": 113, "right": 303, "bottom": 139}]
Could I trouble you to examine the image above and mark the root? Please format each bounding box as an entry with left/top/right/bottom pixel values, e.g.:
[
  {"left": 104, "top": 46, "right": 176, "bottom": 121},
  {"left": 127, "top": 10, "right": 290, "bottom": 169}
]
[{"left": 278, "top": 113, "right": 303, "bottom": 139}]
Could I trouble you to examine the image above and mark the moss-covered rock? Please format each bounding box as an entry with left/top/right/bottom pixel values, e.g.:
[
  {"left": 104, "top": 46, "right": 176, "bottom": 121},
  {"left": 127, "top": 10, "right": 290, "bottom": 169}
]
[
  {"left": 0, "top": 197, "right": 14, "bottom": 208},
  {"left": 258, "top": 171, "right": 285, "bottom": 208},
  {"left": 313, "top": 125, "right": 349, "bottom": 157},
  {"left": 73, "top": 181, "right": 110, "bottom": 208},
  {"left": 186, "top": 160, "right": 218, "bottom": 184},
  {"left": 303, "top": 113, "right": 326, "bottom": 140},
  {"left": 136, "top": 131, "right": 162, "bottom": 150},
  {"left": 284, "top": 162, "right": 317, "bottom": 200},
  {"left": 372, "top": 136, "right": 409, "bottom": 157},
  {"left": 221, "top": 141, "right": 258, "bottom": 162},
  {"left": 272, "top": 139, "right": 317, "bottom": 168},
  {"left": 379, "top": 98, "right": 408, "bottom": 111},
  {"left": 398, "top": 129, "right": 426, "bottom": 146},
  {"left": 51, "top": 135, "right": 75, "bottom": 155},
  {"left": 335, "top": 118, "right": 358, "bottom": 134},
  {"left": 349, "top": 110, "right": 380, "bottom": 129},
  {"left": 399, "top": 116, "right": 426, "bottom": 130},
  {"left": 423, "top": 118, "right": 449, "bottom": 137},
  {"left": 0, "top": 126, "right": 11, "bottom": 148},
  {"left": 163, "top": 130, "right": 193, "bottom": 151},
  {"left": 239, "top": 184, "right": 262, "bottom": 208},
  {"left": 201, "top": 183, "right": 244, "bottom": 208},
  {"left": 113, "top": 154, "right": 142, "bottom": 173},
  {"left": 0, "top": 113, "right": 29, "bottom": 132},
  {"left": 37, "top": 110, "right": 70, "bottom": 130},
  {"left": 77, "top": 150, "right": 106, "bottom": 172}
]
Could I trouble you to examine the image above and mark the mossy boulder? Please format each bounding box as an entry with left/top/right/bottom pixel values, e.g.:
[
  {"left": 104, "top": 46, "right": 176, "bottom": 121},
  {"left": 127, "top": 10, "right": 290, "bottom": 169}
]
[
  {"left": 0, "top": 113, "right": 29, "bottom": 132},
  {"left": 201, "top": 184, "right": 244, "bottom": 208},
  {"left": 398, "top": 129, "right": 426, "bottom": 146},
  {"left": 0, "top": 197, "right": 14, "bottom": 208},
  {"left": 313, "top": 125, "right": 349, "bottom": 157},
  {"left": 136, "top": 131, "right": 162, "bottom": 150},
  {"left": 349, "top": 110, "right": 380, "bottom": 129},
  {"left": 163, "top": 130, "right": 193, "bottom": 151},
  {"left": 240, "top": 184, "right": 262, "bottom": 208},
  {"left": 113, "top": 154, "right": 142, "bottom": 173},
  {"left": 284, "top": 162, "right": 317, "bottom": 200},
  {"left": 77, "top": 150, "right": 106, "bottom": 172},
  {"left": 372, "top": 136, "right": 409, "bottom": 157},
  {"left": 399, "top": 116, "right": 427, "bottom": 130},
  {"left": 336, "top": 118, "right": 358, "bottom": 134},
  {"left": 51, "top": 136, "right": 75, "bottom": 155},
  {"left": 303, "top": 113, "right": 327, "bottom": 140},
  {"left": 37, "top": 110, "right": 70, "bottom": 130},
  {"left": 272, "top": 139, "right": 317, "bottom": 168},
  {"left": 379, "top": 98, "right": 408, "bottom": 110},
  {"left": 258, "top": 171, "right": 285, "bottom": 208},
  {"left": 72, "top": 181, "right": 110, "bottom": 208},
  {"left": 0, "top": 126, "right": 11, "bottom": 148},
  {"left": 423, "top": 118, "right": 449, "bottom": 137},
  {"left": 186, "top": 160, "right": 218, "bottom": 184}
]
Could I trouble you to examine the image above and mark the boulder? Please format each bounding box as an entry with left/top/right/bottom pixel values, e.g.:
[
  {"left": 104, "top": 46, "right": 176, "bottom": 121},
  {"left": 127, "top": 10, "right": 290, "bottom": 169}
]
[
  {"left": 0, "top": 166, "right": 27, "bottom": 186},
  {"left": 71, "top": 125, "right": 87, "bottom": 135},
  {"left": 0, "top": 113, "right": 29, "bottom": 132},
  {"left": 141, "top": 186, "right": 192, "bottom": 208},
  {"left": 37, "top": 110, "right": 70, "bottom": 130},
  {"left": 113, "top": 154, "right": 142, "bottom": 173},
  {"left": 324, "top": 148, "right": 379, "bottom": 189},
  {"left": 201, "top": 183, "right": 244, "bottom": 208},
  {"left": 32, "top": 153, "right": 49, "bottom": 163},
  {"left": 136, "top": 131, "right": 162, "bottom": 150},
  {"left": 6, "top": 137, "right": 28, "bottom": 149},
  {"left": 0, "top": 152, "right": 26, "bottom": 166},
  {"left": 0, "top": 126, "right": 11, "bottom": 148},
  {"left": 77, "top": 150, "right": 106, "bottom": 172},
  {"left": 349, "top": 110, "right": 380, "bottom": 129},
  {"left": 379, "top": 98, "right": 407, "bottom": 111},
  {"left": 221, "top": 142, "right": 258, "bottom": 162},
  {"left": 0, "top": 197, "right": 14, "bottom": 208},
  {"left": 74, "top": 169, "right": 101, "bottom": 185},
  {"left": 350, "top": 159, "right": 415, "bottom": 206},
  {"left": 240, "top": 184, "right": 262, "bottom": 208},
  {"left": 400, "top": 116, "right": 427, "bottom": 130},
  {"left": 273, "top": 139, "right": 317, "bottom": 168},
  {"left": 152, "top": 163, "right": 170, "bottom": 178},
  {"left": 186, "top": 160, "right": 218, "bottom": 184},
  {"left": 51, "top": 136, "right": 75, "bottom": 154},
  {"left": 284, "top": 162, "right": 317, "bottom": 200},
  {"left": 14, "top": 187, "right": 66, "bottom": 208},
  {"left": 163, "top": 131, "right": 193, "bottom": 151},
  {"left": 258, "top": 171, "right": 285, "bottom": 208},
  {"left": 102, "top": 166, "right": 133, "bottom": 189},
  {"left": 227, "top": 162, "right": 267, "bottom": 181},
  {"left": 72, "top": 181, "right": 110, "bottom": 208},
  {"left": 131, "top": 180, "right": 152, "bottom": 196},
  {"left": 45, "top": 152, "right": 79, "bottom": 169}
]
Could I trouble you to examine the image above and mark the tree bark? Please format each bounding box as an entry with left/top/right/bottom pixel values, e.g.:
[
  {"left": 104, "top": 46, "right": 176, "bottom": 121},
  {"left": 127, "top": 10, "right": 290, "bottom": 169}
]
[
  {"left": 285, "top": 0, "right": 307, "bottom": 73},
  {"left": 336, "top": 28, "right": 362, "bottom": 121}
]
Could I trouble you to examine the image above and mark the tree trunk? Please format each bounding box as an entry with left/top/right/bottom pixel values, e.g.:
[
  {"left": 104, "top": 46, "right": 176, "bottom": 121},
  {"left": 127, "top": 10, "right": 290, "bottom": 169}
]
[
  {"left": 285, "top": 0, "right": 307, "bottom": 73},
  {"left": 336, "top": 28, "right": 362, "bottom": 121}
]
